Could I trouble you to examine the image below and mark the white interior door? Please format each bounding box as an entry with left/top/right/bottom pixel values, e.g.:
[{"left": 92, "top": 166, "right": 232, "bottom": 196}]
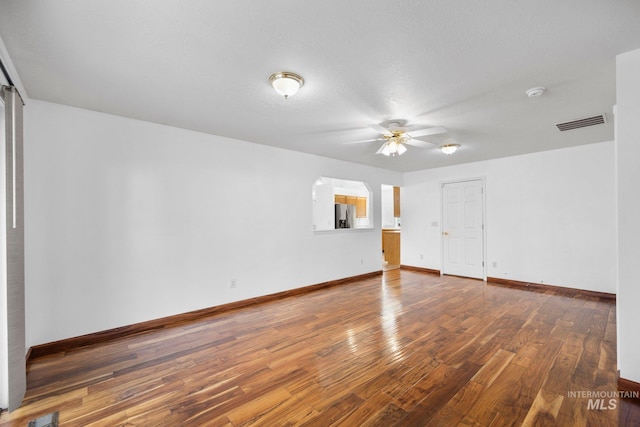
[{"left": 442, "top": 179, "right": 485, "bottom": 279}]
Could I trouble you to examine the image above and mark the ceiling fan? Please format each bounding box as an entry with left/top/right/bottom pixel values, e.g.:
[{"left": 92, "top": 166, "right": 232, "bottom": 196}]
[{"left": 352, "top": 120, "right": 448, "bottom": 156}]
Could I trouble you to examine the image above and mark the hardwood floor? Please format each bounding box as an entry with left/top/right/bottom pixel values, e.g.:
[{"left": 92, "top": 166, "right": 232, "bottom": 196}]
[{"left": 1, "top": 270, "right": 635, "bottom": 426}]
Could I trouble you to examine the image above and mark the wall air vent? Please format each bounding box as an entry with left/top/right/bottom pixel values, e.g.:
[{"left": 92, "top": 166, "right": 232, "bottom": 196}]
[{"left": 555, "top": 114, "right": 607, "bottom": 132}]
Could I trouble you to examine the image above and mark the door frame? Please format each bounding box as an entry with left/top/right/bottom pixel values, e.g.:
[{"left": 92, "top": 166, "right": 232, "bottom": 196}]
[
  {"left": 0, "top": 86, "right": 25, "bottom": 412},
  {"left": 439, "top": 177, "right": 487, "bottom": 280}
]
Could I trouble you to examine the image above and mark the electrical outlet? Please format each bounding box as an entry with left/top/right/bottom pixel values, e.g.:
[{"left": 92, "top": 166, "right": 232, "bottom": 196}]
[
  {"left": 420, "top": 254, "right": 424, "bottom": 260},
  {"left": 492, "top": 261, "right": 497, "bottom": 268},
  {"left": 230, "top": 279, "right": 237, "bottom": 288},
  {"left": 360, "top": 258, "right": 364, "bottom": 265}
]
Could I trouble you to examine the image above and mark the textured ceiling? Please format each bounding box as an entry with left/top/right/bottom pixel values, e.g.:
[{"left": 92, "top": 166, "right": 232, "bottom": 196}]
[{"left": 1, "top": 0, "right": 640, "bottom": 172}]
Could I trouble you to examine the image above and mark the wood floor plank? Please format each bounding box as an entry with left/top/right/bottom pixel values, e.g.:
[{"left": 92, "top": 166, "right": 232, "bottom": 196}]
[
  {"left": 0, "top": 270, "right": 632, "bottom": 426},
  {"left": 298, "top": 393, "right": 363, "bottom": 427},
  {"left": 425, "top": 380, "right": 484, "bottom": 426},
  {"left": 521, "top": 389, "right": 564, "bottom": 426},
  {"left": 619, "top": 399, "right": 640, "bottom": 427},
  {"left": 470, "top": 348, "right": 515, "bottom": 387},
  {"left": 332, "top": 391, "right": 404, "bottom": 427},
  {"left": 225, "top": 387, "right": 293, "bottom": 426},
  {"left": 394, "top": 362, "right": 453, "bottom": 411},
  {"left": 543, "top": 353, "right": 578, "bottom": 396},
  {"left": 397, "top": 360, "right": 481, "bottom": 425},
  {"left": 459, "top": 362, "right": 528, "bottom": 426}
]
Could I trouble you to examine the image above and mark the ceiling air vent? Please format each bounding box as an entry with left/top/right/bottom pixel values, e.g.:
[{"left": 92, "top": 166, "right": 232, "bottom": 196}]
[{"left": 556, "top": 114, "right": 607, "bottom": 132}]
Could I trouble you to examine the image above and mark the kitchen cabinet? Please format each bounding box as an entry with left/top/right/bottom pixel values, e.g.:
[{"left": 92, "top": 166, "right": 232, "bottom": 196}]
[
  {"left": 393, "top": 186, "right": 401, "bottom": 217},
  {"left": 355, "top": 197, "right": 367, "bottom": 218},
  {"left": 334, "top": 194, "right": 359, "bottom": 205},
  {"left": 382, "top": 229, "right": 401, "bottom": 265}
]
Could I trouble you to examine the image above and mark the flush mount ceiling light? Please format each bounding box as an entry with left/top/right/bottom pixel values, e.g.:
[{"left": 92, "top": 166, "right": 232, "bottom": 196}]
[
  {"left": 269, "top": 71, "right": 304, "bottom": 99},
  {"left": 440, "top": 144, "right": 460, "bottom": 155},
  {"left": 526, "top": 86, "right": 546, "bottom": 98}
]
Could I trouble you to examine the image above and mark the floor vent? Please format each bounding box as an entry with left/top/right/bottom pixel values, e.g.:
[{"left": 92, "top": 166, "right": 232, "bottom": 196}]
[
  {"left": 27, "top": 411, "right": 59, "bottom": 427},
  {"left": 556, "top": 114, "right": 607, "bottom": 132}
]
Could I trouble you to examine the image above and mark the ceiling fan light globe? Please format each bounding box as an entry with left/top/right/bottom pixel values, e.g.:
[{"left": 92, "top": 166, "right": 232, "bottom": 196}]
[
  {"left": 388, "top": 140, "right": 400, "bottom": 153},
  {"left": 397, "top": 143, "right": 407, "bottom": 155},
  {"left": 381, "top": 145, "right": 391, "bottom": 156}
]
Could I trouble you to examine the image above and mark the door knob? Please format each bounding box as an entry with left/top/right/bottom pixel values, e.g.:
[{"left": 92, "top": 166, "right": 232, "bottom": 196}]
[{"left": 442, "top": 231, "right": 449, "bottom": 236}]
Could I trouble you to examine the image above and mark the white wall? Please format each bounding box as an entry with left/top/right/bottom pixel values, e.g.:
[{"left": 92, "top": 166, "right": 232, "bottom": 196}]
[
  {"left": 402, "top": 141, "right": 617, "bottom": 294},
  {"left": 24, "top": 100, "right": 402, "bottom": 347},
  {"left": 381, "top": 185, "right": 395, "bottom": 228},
  {"left": 312, "top": 177, "right": 335, "bottom": 231},
  {"left": 616, "top": 48, "right": 640, "bottom": 383}
]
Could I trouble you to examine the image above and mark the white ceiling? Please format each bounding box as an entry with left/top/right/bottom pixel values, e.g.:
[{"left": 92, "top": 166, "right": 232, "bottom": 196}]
[{"left": 1, "top": 1, "right": 639, "bottom": 172}]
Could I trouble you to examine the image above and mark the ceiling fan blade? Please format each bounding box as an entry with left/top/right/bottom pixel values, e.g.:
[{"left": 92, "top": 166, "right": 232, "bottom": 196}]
[
  {"left": 405, "top": 138, "right": 435, "bottom": 148},
  {"left": 375, "top": 142, "right": 387, "bottom": 154},
  {"left": 408, "top": 126, "right": 448, "bottom": 138},
  {"left": 344, "top": 138, "right": 385, "bottom": 145},
  {"left": 370, "top": 124, "right": 392, "bottom": 136}
]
